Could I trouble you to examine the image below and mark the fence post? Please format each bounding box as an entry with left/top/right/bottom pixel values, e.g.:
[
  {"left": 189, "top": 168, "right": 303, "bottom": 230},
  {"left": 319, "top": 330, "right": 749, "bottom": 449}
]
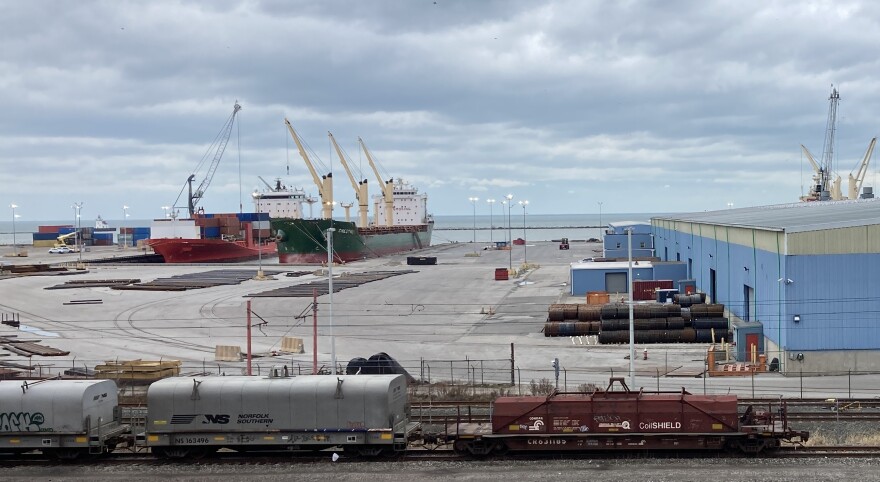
[
  {"left": 750, "top": 369, "right": 754, "bottom": 398},
  {"left": 510, "top": 343, "right": 515, "bottom": 387},
  {"left": 420, "top": 357, "right": 424, "bottom": 382},
  {"left": 563, "top": 367, "right": 567, "bottom": 391},
  {"left": 848, "top": 370, "right": 851, "bottom": 399},
  {"left": 656, "top": 368, "right": 660, "bottom": 392},
  {"left": 517, "top": 367, "right": 521, "bottom": 396},
  {"left": 450, "top": 360, "right": 454, "bottom": 386},
  {"left": 799, "top": 369, "right": 803, "bottom": 399},
  {"left": 480, "top": 360, "right": 484, "bottom": 387}
]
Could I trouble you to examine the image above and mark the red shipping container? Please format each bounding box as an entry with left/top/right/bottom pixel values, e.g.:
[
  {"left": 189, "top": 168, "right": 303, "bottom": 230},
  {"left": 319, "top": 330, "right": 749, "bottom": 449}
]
[
  {"left": 632, "top": 280, "right": 674, "bottom": 301},
  {"left": 38, "top": 225, "right": 73, "bottom": 234}
]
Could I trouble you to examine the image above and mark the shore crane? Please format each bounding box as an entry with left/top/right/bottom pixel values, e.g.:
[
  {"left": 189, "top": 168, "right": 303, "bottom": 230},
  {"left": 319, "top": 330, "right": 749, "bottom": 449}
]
[
  {"left": 358, "top": 137, "right": 395, "bottom": 227},
  {"left": 172, "top": 103, "right": 241, "bottom": 217},
  {"left": 800, "top": 86, "right": 841, "bottom": 201},
  {"left": 329, "top": 132, "right": 369, "bottom": 227},
  {"left": 848, "top": 137, "right": 876, "bottom": 200},
  {"left": 284, "top": 118, "right": 334, "bottom": 219}
]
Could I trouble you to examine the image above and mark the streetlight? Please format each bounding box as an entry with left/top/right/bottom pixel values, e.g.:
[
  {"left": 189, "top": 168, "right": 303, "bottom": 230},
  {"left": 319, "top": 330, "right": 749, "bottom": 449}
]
[
  {"left": 73, "top": 202, "right": 83, "bottom": 263},
  {"left": 326, "top": 226, "right": 337, "bottom": 375},
  {"left": 161, "top": 205, "right": 170, "bottom": 218},
  {"left": 122, "top": 205, "right": 129, "bottom": 249},
  {"left": 468, "top": 197, "right": 479, "bottom": 253},
  {"left": 9, "top": 204, "right": 18, "bottom": 255},
  {"left": 252, "top": 191, "right": 265, "bottom": 280},
  {"left": 505, "top": 193, "right": 513, "bottom": 270},
  {"left": 486, "top": 199, "right": 496, "bottom": 244},
  {"left": 519, "top": 200, "right": 528, "bottom": 265},
  {"left": 598, "top": 201, "right": 604, "bottom": 242}
]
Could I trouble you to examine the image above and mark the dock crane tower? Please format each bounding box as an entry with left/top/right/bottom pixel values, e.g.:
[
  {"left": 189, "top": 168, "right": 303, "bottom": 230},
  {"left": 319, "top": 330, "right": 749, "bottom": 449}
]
[
  {"left": 284, "top": 118, "right": 334, "bottom": 219},
  {"left": 359, "top": 137, "right": 395, "bottom": 227},
  {"left": 801, "top": 87, "right": 841, "bottom": 201},
  {"left": 176, "top": 103, "right": 242, "bottom": 217},
  {"left": 328, "top": 132, "right": 369, "bottom": 227}
]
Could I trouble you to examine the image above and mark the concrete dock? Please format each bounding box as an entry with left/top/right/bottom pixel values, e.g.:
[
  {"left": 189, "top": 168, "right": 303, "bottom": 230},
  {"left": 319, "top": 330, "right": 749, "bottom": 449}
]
[{"left": 1, "top": 241, "right": 878, "bottom": 399}]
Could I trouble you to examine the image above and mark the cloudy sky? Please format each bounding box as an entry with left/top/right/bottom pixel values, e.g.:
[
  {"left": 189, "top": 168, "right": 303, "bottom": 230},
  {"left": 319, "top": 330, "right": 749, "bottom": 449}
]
[{"left": 3, "top": 1, "right": 880, "bottom": 221}]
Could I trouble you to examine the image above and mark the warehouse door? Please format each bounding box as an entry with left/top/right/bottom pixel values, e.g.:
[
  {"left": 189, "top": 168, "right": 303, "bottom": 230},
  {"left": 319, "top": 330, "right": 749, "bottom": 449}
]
[
  {"left": 746, "top": 334, "right": 760, "bottom": 363},
  {"left": 606, "top": 272, "right": 628, "bottom": 293},
  {"left": 709, "top": 269, "right": 717, "bottom": 304},
  {"left": 743, "top": 284, "right": 755, "bottom": 321}
]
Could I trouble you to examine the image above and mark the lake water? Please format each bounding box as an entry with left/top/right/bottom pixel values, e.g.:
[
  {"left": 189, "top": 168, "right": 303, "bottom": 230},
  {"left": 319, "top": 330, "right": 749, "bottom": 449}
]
[{"left": 0, "top": 213, "right": 666, "bottom": 246}]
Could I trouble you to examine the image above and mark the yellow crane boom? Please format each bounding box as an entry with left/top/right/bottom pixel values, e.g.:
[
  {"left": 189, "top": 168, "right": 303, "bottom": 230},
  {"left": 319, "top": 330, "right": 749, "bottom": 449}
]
[
  {"left": 358, "top": 137, "right": 394, "bottom": 227},
  {"left": 849, "top": 137, "right": 877, "bottom": 200},
  {"left": 329, "top": 132, "right": 369, "bottom": 227},
  {"left": 284, "top": 118, "right": 334, "bottom": 219}
]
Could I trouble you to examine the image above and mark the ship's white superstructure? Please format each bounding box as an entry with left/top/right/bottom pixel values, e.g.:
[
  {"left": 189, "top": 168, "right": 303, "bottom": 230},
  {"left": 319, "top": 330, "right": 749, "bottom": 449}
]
[
  {"left": 371, "top": 179, "right": 430, "bottom": 226},
  {"left": 253, "top": 178, "right": 307, "bottom": 219}
]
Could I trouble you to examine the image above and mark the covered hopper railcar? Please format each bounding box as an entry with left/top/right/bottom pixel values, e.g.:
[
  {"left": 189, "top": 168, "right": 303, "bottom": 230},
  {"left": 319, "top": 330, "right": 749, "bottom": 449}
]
[
  {"left": 451, "top": 378, "right": 808, "bottom": 455},
  {"left": 145, "top": 370, "right": 413, "bottom": 458},
  {"left": 0, "top": 379, "right": 129, "bottom": 460}
]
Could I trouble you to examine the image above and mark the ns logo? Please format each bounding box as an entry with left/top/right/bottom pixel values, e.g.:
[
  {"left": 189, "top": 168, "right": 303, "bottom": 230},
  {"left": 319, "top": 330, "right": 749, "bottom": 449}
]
[{"left": 203, "top": 414, "right": 230, "bottom": 424}]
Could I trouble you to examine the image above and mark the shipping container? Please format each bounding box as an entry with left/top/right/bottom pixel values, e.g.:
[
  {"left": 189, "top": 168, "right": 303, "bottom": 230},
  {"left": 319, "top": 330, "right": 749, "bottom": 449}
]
[
  {"left": 38, "top": 225, "right": 73, "bottom": 234},
  {"left": 32, "top": 232, "right": 59, "bottom": 241},
  {"left": 632, "top": 280, "right": 674, "bottom": 301}
]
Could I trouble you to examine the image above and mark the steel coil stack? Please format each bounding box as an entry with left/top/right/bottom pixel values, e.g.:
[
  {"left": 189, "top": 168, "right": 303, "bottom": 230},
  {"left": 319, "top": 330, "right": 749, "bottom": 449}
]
[
  {"left": 544, "top": 304, "right": 601, "bottom": 336},
  {"left": 545, "top": 295, "right": 732, "bottom": 342}
]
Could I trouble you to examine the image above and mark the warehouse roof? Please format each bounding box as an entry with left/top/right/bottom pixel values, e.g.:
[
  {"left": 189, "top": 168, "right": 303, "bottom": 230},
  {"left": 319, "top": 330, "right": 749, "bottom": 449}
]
[{"left": 652, "top": 197, "right": 880, "bottom": 233}]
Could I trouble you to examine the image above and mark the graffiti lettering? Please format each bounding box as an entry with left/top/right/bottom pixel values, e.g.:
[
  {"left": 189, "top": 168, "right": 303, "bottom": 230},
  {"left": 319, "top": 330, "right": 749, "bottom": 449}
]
[{"left": 0, "top": 412, "right": 46, "bottom": 432}]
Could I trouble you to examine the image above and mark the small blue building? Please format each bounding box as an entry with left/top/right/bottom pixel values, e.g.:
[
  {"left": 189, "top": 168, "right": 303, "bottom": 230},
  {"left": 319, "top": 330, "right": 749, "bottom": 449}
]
[{"left": 603, "top": 221, "right": 655, "bottom": 259}]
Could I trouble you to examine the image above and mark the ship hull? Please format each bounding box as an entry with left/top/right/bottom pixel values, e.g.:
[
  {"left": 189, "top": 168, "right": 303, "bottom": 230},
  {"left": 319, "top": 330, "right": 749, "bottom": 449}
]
[
  {"left": 147, "top": 238, "right": 277, "bottom": 263},
  {"left": 272, "top": 218, "right": 432, "bottom": 264}
]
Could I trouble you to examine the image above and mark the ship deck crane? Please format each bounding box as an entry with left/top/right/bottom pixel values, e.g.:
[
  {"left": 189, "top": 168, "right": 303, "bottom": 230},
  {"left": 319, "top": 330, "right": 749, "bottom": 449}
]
[
  {"left": 284, "top": 118, "right": 334, "bottom": 219},
  {"left": 848, "top": 137, "right": 876, "bottom": 200},
  {"left": 173, "top": 103, "right": 242, "bottom": 217},
  {"left": 329, "top": 132, "right": 369, "bottom": 227},
  {"left": 359, "top": 137, "right": 394, "bottom": 227}
]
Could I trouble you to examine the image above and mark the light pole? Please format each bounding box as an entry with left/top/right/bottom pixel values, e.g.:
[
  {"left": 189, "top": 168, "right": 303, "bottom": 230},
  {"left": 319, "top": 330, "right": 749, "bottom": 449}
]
[
  {"left": 327, "top": 226, "right": 337, "bottom": 375},
  {"left": 10, "top": 204, "right": 18, "bottom": 255},
  {"left": 161, "top": 205, "right": 170, "bottom": 218},
  {"left": 252, "top": 191, "right": 265, "bottom": 280},
  {"left": 73, "top": 202, "right": 83, "bottom": 263},
  {"left": 486, "top": 199, "right": 495, "bottom": 244},
  {"left": 468, "top": 196, "right": 479, "bottom": 252},
  {"left": 598, "top": 201, "right": 604, "bottom": 241},
  {"left": 122, "top": 205, "right": 129, "bottom": 249},
  {"left": 519, "top": 200, "right": 528, "bottom": 265},
  {"left": 505, "top": 193, "right": 513, "bottom": 270}
]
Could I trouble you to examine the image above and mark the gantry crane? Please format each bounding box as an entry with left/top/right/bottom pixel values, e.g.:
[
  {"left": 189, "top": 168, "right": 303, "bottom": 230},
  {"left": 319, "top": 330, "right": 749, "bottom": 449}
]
[
  {"left": 848, "top": 137, "right": 876, "bottom": 200},
  {"left": 284, "top": 118, "right": 334, "bottom": 219},
  {"left": 173, "top": 103, "right": 242, "bottom": 217},
  {"left": 329, "top": 132, "right": 369, "bottom": 227},
  {"left": 359, "top": 137, "right": 395, "bottom": 227}
]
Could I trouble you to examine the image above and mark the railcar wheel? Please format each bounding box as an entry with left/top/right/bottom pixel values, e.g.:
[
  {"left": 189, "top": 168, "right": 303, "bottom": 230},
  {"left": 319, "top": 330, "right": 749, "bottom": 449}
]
[
  {"left": 154, "top": 447, "right": 191, "bottom": 459},
  {"left": 491, "top": 443, "right": 509, "bottom": 456},
  {"left": 49, "top": 448, "right": 86, "bottom": 461}
]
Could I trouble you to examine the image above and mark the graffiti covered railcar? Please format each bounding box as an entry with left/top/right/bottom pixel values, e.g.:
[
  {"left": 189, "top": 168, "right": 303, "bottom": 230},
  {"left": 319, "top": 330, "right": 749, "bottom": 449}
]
[{"left": 0, "top": 379, "right": 128, "bottom": 459}]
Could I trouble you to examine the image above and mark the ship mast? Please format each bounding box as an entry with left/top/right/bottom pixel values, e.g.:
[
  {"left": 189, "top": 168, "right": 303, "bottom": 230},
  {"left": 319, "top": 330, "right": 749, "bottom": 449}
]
[
  {"left": 359, "top": 137, "right": 394, "bottom": 227},
  {"left": 329, "top": 132, "right": 369, "bottom": 227},
  {"left": 284, "top": 118, "right": 334, "bottom": 219}
]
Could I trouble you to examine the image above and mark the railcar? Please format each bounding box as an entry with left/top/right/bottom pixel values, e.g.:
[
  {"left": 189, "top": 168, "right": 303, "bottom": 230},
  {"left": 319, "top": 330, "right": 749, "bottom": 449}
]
[
  {"left": 145, "top": 369, "right": 414, "bottom": 458},
  {"left": 0, "top": 379, "right": 128, "bottom": 460},
  {"left": 449, "top": 378, "right": 808, "bottom": 455}
]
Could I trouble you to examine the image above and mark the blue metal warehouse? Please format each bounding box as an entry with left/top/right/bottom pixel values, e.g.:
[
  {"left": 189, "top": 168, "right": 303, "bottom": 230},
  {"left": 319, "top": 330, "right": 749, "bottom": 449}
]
[{"left": 653, "top": 199, "right": 880, "bottom": 374}]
